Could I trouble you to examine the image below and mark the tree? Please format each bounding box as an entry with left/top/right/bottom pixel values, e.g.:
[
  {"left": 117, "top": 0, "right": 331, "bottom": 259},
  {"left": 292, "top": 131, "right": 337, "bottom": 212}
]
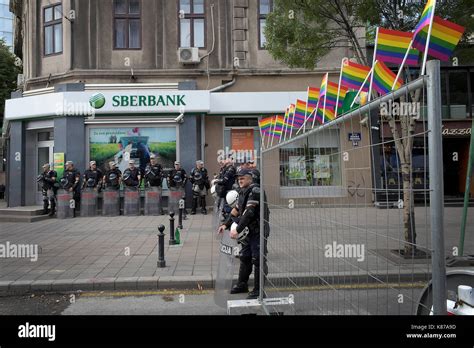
[
  {"left": 265, "top": 0, "right": 473, "bottom": 257},
  {"left": 0, "top": 39, "right": 21, "bottom": 129}
]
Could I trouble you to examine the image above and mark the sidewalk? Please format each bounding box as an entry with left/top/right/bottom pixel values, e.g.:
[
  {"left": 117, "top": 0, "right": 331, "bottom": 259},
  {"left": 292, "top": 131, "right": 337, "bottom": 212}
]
[{"left": 0, "top": 207, "right": 472, "bottom": 295}]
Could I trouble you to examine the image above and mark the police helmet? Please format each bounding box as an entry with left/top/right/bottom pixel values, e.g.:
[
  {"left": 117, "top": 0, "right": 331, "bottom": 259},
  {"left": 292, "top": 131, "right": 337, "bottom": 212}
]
[
  {"left": 60, "top": 178, "right": 69, "bottom": 189},
  {"left": 226, "top": 190, "right": 239, "bottom": 208},
  {"left": 122, "top": 172, "right": 131, "bottom": 183},
  {"left": 173, "top": 174, "right": 183, "bottom": 184},
  {"left": 109, "top": 173, "right": 118, "bottom": 181},
  {"left": 210, "top": 185, "right": 217, "bottom": 200},
  {"left": 231, "top": 222, "right": 250, "bottom": 245},
  {"left": 193, "top": 172, "right": 202, "bottom": 181},
  {"left": 86, "top": 178, "right": 96, "bottom": 188}
]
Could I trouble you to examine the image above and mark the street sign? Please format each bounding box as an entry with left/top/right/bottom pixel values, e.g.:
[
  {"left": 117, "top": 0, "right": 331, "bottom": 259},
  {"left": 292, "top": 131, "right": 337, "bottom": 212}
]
[{"left": 348, "top": 133, "right": 361, "bottom": 147}]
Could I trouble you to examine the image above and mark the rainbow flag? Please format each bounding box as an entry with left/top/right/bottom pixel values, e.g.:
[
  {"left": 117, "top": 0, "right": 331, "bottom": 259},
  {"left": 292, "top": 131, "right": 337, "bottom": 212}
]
[
  {"left": 326, "top": 81, "right": 348, "bottom": 112},
  {"left": 293, "top": 100, "right": 307, "bottom": 128},
  {"left": 317, "top": 106, "right": 336, "bottom": 124},
  {"left": 259, "top": 116, "right": 273, "bottom": 134},
  {"left": 414, "top": 0, "right": 436, "bottom": 39},
  {"left": 306, "top": 87, "right": 320, "bottom": 115},
  {"left": 376, "top": 28, "right": 419, "bottom": 66},
  {"left": 413, "top": 16, "right": 465, "bottom": 62},
  {"left": 341, "top": 60, "right": 372, "bottom": 92},
  {"left": 286, "top": 104, "right": 296, "bottom": 134},
  {"left": 273, "top": 115, "right": 285, "bottom": 138},
  {"left": 373, "top": 61, "right": 403, "bottom": 95}
]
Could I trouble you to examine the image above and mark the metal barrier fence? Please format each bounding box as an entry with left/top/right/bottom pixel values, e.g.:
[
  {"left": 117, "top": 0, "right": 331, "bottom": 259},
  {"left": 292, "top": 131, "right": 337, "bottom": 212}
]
[{"left": 258, "top": 60, "right": 447, "bottom": 315}]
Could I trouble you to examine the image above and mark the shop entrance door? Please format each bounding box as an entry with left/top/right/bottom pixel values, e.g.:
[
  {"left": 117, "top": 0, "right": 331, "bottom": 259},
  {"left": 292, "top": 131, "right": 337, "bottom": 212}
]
[
  {"left": 36, "top": 140, "right": 54, "bottom": 204},
  {"left": 443, "top": 138, "right": 468, "bottom": 198}
]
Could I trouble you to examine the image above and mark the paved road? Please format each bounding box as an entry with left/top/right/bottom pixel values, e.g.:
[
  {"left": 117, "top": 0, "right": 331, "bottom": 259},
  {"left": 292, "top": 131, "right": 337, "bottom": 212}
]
[{"left": 0, "top": 285, "right": 426, "bottom": 316}]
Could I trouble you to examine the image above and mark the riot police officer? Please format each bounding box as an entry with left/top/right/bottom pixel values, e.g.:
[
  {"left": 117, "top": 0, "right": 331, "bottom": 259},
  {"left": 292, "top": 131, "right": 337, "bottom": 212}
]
[
  {"left": 103, "top": 161, "right": 122, "bottom": 189},
  {"left": 190, "top": 160, "right": 210, "bottom": 215},
  {"left": 144, "top": 154, "right": 164, "bottom": 214},
  {"left": 82, "top": 161, "right": 103, "bottom": 191},
  {"left": 247, "top": 160, "right": 260, "bottom": 185},
  {"left": 218, "top": 169, "right": 270, "bottom": 299},
  {"left": 38, "top": 163, "right": 58, "bottom": 216},
  {"left": 122, "top": 160, "right": 141, "bottom": 187},
  {"left": 63, "top": 161, "right": 81, "bottom": 215},
  {"left": 215, "top": 157, "right": 237, "bottom": 223},
  {"left": 168, "top": 161, "right": 188, "bottom": 216}
]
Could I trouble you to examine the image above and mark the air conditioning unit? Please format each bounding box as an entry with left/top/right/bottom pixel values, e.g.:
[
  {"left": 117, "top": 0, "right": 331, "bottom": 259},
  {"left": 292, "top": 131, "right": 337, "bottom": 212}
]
[{"left": 178, "top": 47, "right": 200, "bottom": 64}]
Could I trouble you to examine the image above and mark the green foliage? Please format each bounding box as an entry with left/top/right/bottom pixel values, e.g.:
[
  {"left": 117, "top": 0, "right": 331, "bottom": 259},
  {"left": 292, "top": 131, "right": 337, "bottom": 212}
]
[
  {"left": 265, "top": 0, "right": 474, "bottom": 69},
  {"left": 0, "top": 39, "right": 21, "bottom": 123}
]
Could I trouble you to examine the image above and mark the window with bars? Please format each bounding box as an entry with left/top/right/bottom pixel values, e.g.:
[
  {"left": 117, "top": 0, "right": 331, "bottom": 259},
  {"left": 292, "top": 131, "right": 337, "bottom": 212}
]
[
  {"left": 179, "top": 0, "right": 206, "bottom": 48},
  {"left": 258, "top": 0, "right": 273, "bottom": 49},
  {"left": 114, "top": 0, "right": 141, "bottom": 49},
  {"left": 44, "top": 3, "right": 63, "bottom": 55}
]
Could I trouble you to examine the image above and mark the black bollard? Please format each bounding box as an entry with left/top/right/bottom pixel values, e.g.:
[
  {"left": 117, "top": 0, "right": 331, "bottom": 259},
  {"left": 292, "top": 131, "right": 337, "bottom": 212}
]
[
  {"left": 169, "top": 212, "right": 177, "bottom": 245},
  {"left": 178, "top": 199, "right": 184, "bottom": 229},
  {"left": 157, "top": 225, "right": 166, "bottom": 268}
]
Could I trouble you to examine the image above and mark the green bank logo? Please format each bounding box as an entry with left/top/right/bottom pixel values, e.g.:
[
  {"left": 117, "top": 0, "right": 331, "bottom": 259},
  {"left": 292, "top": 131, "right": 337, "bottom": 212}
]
[{"left": 89, "top": 93, "right": 106, "bottom": 109}]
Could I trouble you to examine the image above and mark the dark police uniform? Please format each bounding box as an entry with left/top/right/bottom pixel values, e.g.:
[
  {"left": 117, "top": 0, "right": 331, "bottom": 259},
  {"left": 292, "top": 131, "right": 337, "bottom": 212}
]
[
  {"left": 63, "top": 168, "right": 81, "bottom": 212},
  {"left": 215, "top": 163, "right": 236, "bottom": 198},
  {"left": 223, "top": 170, "right": 270, "bottom": 299},
  {"left": 168, "top": 167, "right": 187, "bottom": 188},
  {"left": 83, "top": 168, "right": 103, "bottom": 190},
  {"left": 104, "top": 168, "right": 122, "bottom": 189},
  {"left": 190, "top": 166, "right": 210, "bottom": 214},
  {"left": 144, "top": 162, "right": 163, "bottom": 187},
  {"left": 40, "top": 169, "right": 58, "bottom": 215},
  {"left": 123, "top": 167, "right": 141, "bottom": 187}
]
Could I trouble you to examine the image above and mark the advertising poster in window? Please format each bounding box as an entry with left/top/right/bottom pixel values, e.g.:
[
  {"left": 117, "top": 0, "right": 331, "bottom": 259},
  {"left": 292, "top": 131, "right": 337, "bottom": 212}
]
[
  {"left": 288, "top": 156, "right": 306, "bottom": 180},
  {"left": 314, "top": 155, "right": 331, "bottom": 179},
  {"left": 89, "top": 127, "right": 177, "bottom": 173},
  {"left": 231, "top": 129, "right": 255, "bottom": 163}
]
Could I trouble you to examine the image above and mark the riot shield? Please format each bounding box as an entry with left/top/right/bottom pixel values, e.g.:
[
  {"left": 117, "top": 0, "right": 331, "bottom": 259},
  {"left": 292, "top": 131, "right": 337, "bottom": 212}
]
[
  {"left": 144, "top": 186, "right": 162, "bottom": 216},
  {"left": 102, "top": 188, "right": 120, "bottom": 216},
  {"left": 80, "top": 188, "right": 98, "bottom": 217},
  {"left": 212, "top": 198, "right": 224, "bottom": 235},
  {"left": 124, "top": 186, "right": 140, "bottom": 216},
  {"left": 168, "top": 187, "right": 182, "bottom": 215},
  {"left": 214, "top": 230, "right": 239, "bottom": 308},
  {"left": 57, "top": 189, "right": 74, "bottom": 219}
]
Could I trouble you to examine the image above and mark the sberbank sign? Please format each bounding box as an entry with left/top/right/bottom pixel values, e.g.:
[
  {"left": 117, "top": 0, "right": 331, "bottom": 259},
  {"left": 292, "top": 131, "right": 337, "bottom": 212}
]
[{"left": 111, "top": 94, "right": 186, "bottom": 107}]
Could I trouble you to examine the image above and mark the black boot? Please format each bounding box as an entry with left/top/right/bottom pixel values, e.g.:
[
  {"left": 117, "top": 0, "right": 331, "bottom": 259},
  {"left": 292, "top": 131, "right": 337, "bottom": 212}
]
[
  {"left": 42, "top": 199, "right": 49, "bottom": 215},
  {"left": 48, "top": 200, "right": 56, "bottom": 217},
  {"left": 247, "top": 264, "right": 267, "bottom": 299},
  {"left": 191, "top": 198, "right": 197, "bottom": 215},
  {"left": 230, "top": 257, "right": 252, "bottom": 294},
  {"left": 200, "top": 197, "right": 207, "bottom": 215}
]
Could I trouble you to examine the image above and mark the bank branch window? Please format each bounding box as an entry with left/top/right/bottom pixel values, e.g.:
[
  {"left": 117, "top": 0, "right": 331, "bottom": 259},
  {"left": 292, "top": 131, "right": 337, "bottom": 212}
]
[
  {"left": 88, "top": 127, "right": 177, "bottom": 174},
  {"left": 280, "top": 130, "right": 342, "bottom": 187},
  {"left": 43, "top": 3, "right": 63, "bottom": 55}
]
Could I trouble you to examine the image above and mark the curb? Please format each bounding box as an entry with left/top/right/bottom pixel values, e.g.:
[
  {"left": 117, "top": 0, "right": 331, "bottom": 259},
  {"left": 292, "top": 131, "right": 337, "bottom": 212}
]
[{"left": 0, "top": 271, "right": 432, "bottom": 296}]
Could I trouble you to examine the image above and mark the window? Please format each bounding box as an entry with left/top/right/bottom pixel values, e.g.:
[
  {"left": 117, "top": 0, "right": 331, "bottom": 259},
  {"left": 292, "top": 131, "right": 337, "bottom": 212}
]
[
  {"left": 43, "top": 3, "right": 63, "bottom": 55},
  {"left": 258, "top": 0, "right": 273, "bottom": 49},
  {"left": 114, "top": 0, "right": 141, "bottom": 49},
  {"left": 179, "top": 0, "right": 205, "bottom": 48},
  {"left": 280, "top": 130, "right": 342, "bottom": 188}
]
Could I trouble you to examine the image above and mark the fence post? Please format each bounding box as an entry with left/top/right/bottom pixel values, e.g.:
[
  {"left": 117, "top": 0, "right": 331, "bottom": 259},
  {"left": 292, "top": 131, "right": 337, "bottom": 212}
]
[
  {"left": 427, "top": 60, "right": 447, "bottom": 315},
  {"left": 259, "top": 149, "right": 265, "bottom": 303}
]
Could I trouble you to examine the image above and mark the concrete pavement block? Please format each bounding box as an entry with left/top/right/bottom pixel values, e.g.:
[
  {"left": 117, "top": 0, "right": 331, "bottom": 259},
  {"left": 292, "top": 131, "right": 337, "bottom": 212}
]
[
  {"left": 136, "top": 276, "right": 159, "bottom": 290},
  {"left": 0, "top": 281, "right": 13, "bottom": 295},
  {"left": 52, "top": 279, "right": 75, "bottom": 292},
  {"left": 31, "top": 280, "right": 53, "bottom": 292},
  {"left": 114, "top": 277, "right": 139, "bottom": 290},
  {"left": 93, "top": 278, "right": 116, "bottom": 291},
  {"left": 72, "top": 279, "right": 94, "bottom": 291}
]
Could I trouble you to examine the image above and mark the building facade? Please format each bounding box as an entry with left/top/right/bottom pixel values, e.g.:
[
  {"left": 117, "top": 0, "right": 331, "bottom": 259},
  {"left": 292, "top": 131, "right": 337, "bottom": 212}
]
[{"left": 3, "top": 0, "right": 369, "bottom": 208}]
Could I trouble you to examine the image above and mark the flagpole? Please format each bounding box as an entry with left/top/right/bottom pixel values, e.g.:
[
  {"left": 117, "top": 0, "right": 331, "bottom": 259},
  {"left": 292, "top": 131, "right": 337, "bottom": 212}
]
[
  {"left": 335, "top": 58, "right": 347, "bottom": 118},
  {"left": 350, "top": 65, "right": 374, "bottom": 108},
  {"left": 270, "top": 116, "right": 276, "bottom": 148},
  {"left": 258, "top": 118, "right": 266, "bottom": 150},
  {"left": 299, "top": 108, "right": 316, "bottom": 134},
  {"left": 392, "top": 39, "right": 414, "bottom": 90},
  {"left": 282, "top": 108, "right": 289, "bottom": 142},
  {"left": 368, "top": 28, "right": 380, "bottom": 102},
  {"left": 311, "top": 98, "right": 322, "bottom": 129},
  {"left": 421, "top": 1, "right": 437, "bottom": 75},
  {"left": 322, "top": 86, "right": 328, "bottom": 125},
  {"left": 289, "top": 107, "right": 296, "bottom": 140},
  {"left": 303, "top": 87, "right": 310, "bottom": 133},
  {"left": 278, "top": 116, "right": 284, "bottom": 144},
  {"left": 266, "top": 116, "right": 274, "bottom": 149}
]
